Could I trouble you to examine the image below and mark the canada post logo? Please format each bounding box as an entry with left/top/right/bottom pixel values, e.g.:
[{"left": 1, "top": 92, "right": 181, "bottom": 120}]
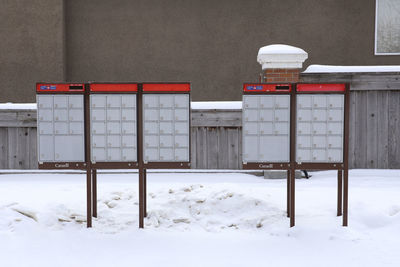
[
  {"left": 246, "top": 85, "right": 263, "bottom": 91},
  {"left": 40, "top": 85, "right": 57, "bottom": 90}
]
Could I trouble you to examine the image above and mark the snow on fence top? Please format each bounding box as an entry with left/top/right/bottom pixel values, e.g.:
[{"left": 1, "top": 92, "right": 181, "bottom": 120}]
[
  {"left": 0, "top": 103, "right": 37, "bottom": 110},
  {"left": 304, "top": 65, "right": 400, "bottom": 73},
  {"left": 191, "top": 101, "right": 242, "bottom": 110},
  {"left": 0, "top": 102, "right": 242, "bottom": 110}
]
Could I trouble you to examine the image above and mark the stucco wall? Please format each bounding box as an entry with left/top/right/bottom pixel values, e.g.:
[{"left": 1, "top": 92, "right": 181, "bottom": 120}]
[
  {"left": 0, "top": 0, "right": 65, "bottom": 103},
  {"left": 1, "top": 0, "right": 399, "bottom": 102}
]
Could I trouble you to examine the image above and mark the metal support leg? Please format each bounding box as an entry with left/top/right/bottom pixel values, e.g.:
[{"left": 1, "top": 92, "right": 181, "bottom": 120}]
[
  {"left": 86, "top": 168, "right": 92, "bottom": 228},
  {"left": 144, "top": 168, "right": 147, "bottom": 218},
  {"left": 290, "top": 167, "right": 295, "bottom": 227},
  {"left": 337, "top": 170, "right": 342, "bottom": 216},
  {"left": 343, "top": 168, "right": 348, "bottom": 226},
  {"left": 92, "top": 169, "right": 97, "bottom": 218},
  {"left": 139, "top": 167, "right": 144, "bottom": 228},
  {"left": 287, "top": 170, "right": 290, "bottom": 218}
]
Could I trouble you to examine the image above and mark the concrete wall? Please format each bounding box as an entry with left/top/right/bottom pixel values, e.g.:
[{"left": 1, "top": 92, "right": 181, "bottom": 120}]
[
  {"left": 0, "top": 0, "right": 65, "bottom": 103},
  {"left": 1, "top": 0, "right": 400, "bottom": 103}
]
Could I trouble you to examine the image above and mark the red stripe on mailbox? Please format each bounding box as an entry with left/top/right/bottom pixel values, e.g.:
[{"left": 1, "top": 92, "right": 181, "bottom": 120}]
[
  {"left": 243, "top": 84, "right": 292, "bottom": 92},
  {"left": 90, "top": 83, "right": 138, "bottom": 92},
  {"left": 36, "top": 83, "right": 85, "bottom": 92},
  {"left": 143, "top": 83, "right": 190, "bottom": 92},
  {"left": 297, "top": 84, "right": 346, "bottom": 92}
]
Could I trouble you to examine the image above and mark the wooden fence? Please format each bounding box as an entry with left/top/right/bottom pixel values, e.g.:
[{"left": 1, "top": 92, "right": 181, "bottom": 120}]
[{"left": 1, "top": 72, "right": 400, "bottom": 169}]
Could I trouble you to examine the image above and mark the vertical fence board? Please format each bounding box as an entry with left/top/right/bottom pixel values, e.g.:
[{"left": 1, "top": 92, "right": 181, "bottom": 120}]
[
  {"left": 366, "top": 91, "right": 378, "bottom": 168},
  {"left": 16, "top": 128, "right": 30, "bottom": 169},
  {"left": 238, "top": 128, "right": 242, "bottom": 169},
  {"left": 388, "top": 92, "right": 400, "bottom": 168},
  {"left": 377, "top": 91, "right": 389, "bottom": 169},
  {"left": 227, "top": 128, "right": 240, "bottom": 169},
  {"left": 0, "top": 128, "right": 9, "bottom": 168},
  {"left": 196, "top": 127, "right": 207, "bottom": 169},
  {"left": 206, "top": 127, "right": 218, "bottom": 169},
  {"left": 190, "top": 127, "right": 197, "bottom": 169},
  {"left": 7, "top": 128, "right": 17, "bottom": 169},
  {"left": 353, "top": 91, "right": 368, "bottom": 168},
  {"left": 217, "top": 127, "right": 229, "bottom": 168},
  {"left": 348, "top": 92, "right": 357, "bottom": 169}
]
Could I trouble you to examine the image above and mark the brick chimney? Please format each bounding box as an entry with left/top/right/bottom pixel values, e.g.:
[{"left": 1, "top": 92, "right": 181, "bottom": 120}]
[{"left": 257, "top": 44, "right": 308, "bottom": 83}]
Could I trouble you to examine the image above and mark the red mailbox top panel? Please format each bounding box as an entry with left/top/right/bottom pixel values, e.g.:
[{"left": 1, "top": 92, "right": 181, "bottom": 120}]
[
  {"left": 143, "top": 83, "right": 190, "bottom": 92},
  {"left": 36, "top": 83, "right": 85, "bottom": 93},
  {"left": 90, "top": 83, "right": 138, "bottom": 92},
  {"left": 243, "top": 84, "right": 292, "bottom": 93},
  {"left": 297, "top": 84, "right": 346, "bottom": 92}
]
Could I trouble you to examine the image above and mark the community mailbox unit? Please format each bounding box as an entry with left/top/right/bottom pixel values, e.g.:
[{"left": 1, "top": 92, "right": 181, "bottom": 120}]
[
  {"left": 241, "top": 82, "right": 349, "bottom": 227},
  {"left": 89, "top": 83, "right": 138, "bottom": 169},
  {"left": 36, "top": 83, "right": 86, "bottom": 169},
  {"left": 242, "top": 83, "right": 292, "bottom": 168},
  {"left": 142, "top": 83, "right": 191, "bottom": 168},
  {"left": 296, "top": 84, "right": 345, "bottom": 164}
]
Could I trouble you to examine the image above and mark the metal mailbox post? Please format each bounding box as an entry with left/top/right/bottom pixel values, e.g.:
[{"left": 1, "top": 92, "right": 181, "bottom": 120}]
[
  {"left": 88, "top": 83, "right": 139, "bottom": 224},
  {"left": 139, "top": 83, "right": 191, "bottom": 227},
  {"left": 290, "top": 83, "right": 350, "bottom": 227},
  {"left": 242, "top": 83, "right": 294, "bottom": 219}
]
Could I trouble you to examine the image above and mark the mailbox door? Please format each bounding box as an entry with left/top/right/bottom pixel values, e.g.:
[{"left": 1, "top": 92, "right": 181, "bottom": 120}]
[
  {"left": 242, "top": 94, "right": 290, "bottom": 163},
  {"left": 37, "top": 94, "right": 85, "bottom": 163},
  {"left": 296, "top": 94, "right": 344, "bottom": 163},
  {"left": 90, "top": 94, "right": 137, "bottom": 162},
  {"left": 143, "top": 94, "right": 190, "bottom": 162}
]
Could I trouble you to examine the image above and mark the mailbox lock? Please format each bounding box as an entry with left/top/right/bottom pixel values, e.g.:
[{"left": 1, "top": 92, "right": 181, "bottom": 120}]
[{"left": 314, "top": 117, "right": 317, "bottom": 120}]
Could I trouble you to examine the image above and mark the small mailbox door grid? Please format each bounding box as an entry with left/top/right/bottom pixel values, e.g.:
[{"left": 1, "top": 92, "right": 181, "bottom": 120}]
[
  {"left": 296, "top": 94, "right": 344, "bottom": 163},
  {"left": 242, "top": 95, "right": 290, "bottom": 163},
  {"left": 90, "top": 94, "right": 137, "bottom": 162},
  {"left": 37, "top": 95, "right": 85, "bottom": 162},
  {"left": 143, "top": 94, "right": 190, "bottom": 162}
]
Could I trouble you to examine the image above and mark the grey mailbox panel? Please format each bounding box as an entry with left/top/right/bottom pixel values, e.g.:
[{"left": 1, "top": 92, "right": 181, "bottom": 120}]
[
  {"left": 143, "top": 94, "right": 190, "bottom": 162},
  {"left": 296, "top": 94, "right": 344, "bottom": 163},
  {"left": 90, "top": 94, "right": 137, "bottom": 162},
  {"left": 242, "top": 95, "right": 290, "bottom": 163},
  {"left": 37, "top": 95, "right": 85, "bottom": 162}
]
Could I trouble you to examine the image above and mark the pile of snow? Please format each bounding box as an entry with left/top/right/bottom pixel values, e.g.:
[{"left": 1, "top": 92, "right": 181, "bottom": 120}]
[
  {"left": 304, "top": 64, "right": 400, "bottom": 73},
  {"left": 0, "top": 170, "right": 400, "bottom": 266}
]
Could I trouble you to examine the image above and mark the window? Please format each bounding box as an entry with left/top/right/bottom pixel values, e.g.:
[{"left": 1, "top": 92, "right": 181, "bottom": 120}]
[{"left": 375, "top": 0, "right": 400, "bottom": 55}]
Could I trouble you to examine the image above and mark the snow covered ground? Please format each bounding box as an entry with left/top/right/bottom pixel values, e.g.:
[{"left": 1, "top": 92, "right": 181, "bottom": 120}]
[{"left": 0, "top": 170, "right": 399, "bottom": 267}]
